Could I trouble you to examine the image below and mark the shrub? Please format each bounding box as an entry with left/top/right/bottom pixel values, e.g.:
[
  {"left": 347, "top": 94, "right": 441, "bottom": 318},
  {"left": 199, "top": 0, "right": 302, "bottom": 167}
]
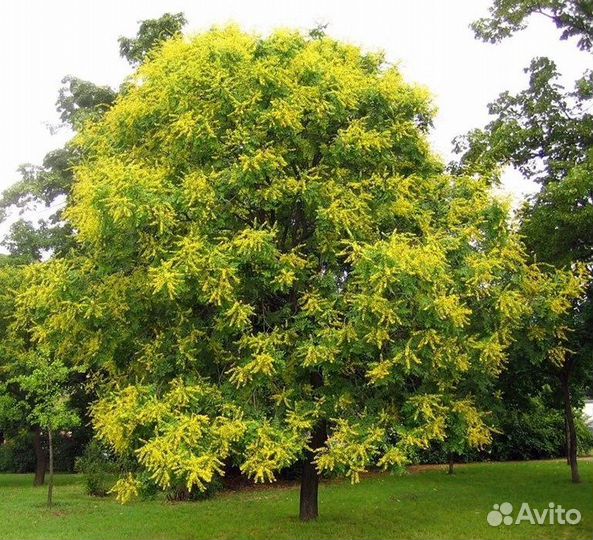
[
  {"left": 75, "top": 440, "right": 117, "bottom": 496},
  {"left": 165, "top": 476, "right": 223, "bottom": 502},
  {"left": 576, "top": 412, "right": 593, "bottom": 456}
]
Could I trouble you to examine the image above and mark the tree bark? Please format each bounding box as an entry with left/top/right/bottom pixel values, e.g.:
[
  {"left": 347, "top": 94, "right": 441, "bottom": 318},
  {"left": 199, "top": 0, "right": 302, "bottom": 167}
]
[
  {"left": 47, "top": 428, "right": 54, "bottom": 507},
  {"left": 299, "top": 450, "right": 319, "bottom": 521},
  {"left": 561, "top": 372, "right": 581, "bottom": 483},
  {"left": 447, "top": 453, "right": 455, "bottom": 475},
  {"left": 299, "top": 420, "right": 326, "bottom": 522},
  {"left": 33, "top": 428, "right": 47, "bottom": 486},
  {"left": 564, "top": 413, "right": 571, "bottom": 465},
  {"left": 299, "top": 370, "right": 326, "bottom": 521}
]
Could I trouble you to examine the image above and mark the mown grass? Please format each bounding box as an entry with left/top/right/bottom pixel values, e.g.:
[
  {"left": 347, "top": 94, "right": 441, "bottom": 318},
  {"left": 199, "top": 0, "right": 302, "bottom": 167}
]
[{"left": 0, "top": 460, "right": 590, "bottom": 540}]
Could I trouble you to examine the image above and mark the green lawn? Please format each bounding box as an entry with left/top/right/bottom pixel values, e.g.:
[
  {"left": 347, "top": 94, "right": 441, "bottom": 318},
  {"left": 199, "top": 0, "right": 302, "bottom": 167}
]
[{"left": 0, "top": 460, "right": 591, "bottom": 540}]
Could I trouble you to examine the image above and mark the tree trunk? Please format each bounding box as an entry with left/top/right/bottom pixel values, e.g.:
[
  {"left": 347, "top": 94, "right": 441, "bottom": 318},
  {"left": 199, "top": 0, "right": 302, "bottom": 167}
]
[
  {"left": 299, "top": 420, "right": 326, "bottom": 522},
  {"left": 561, "top": 372, "right": 581, "bottom": 483},
  {"left": 33, "top": 428, "right": 46, "bottom": 486},
  {"left": 47, "top": 428, "right": 54, "bottom": 507},
  {"left": 299, "top": 450, "right": 319, "bottom": 521},
  {"left": 447, "top": 453, "right": 455, "bottom": 475},
  {"left": 564, "top": 413, "right": 570, "bottom": 465},
  {"left": 299, "top": 370, "right": 327, "bottom": 521}
]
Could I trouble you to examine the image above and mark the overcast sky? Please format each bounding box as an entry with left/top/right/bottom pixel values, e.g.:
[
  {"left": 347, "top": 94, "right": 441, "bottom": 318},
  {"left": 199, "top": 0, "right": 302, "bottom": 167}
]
[{"left": 0, "top": 0, "right": 590, "bottom": 223}]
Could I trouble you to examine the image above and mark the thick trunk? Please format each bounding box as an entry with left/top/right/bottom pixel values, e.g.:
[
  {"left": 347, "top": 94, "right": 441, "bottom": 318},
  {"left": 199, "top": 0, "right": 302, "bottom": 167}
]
[
  {"left": 33, "top": 428, "right": 46, "bottom": 487},
  {"left": 299, "top": 420, "right": 326, "bottom": 521},
  {"left": 447, "top": 454, "right": 455, "bottom": 475},
  {"left": 561, "top": 373, "right": 581, "bottom": 483},
  {"left": 300, "top": 370, "right": 326, "bottom": 521},
  {"left": 47, "top": 429, "right": 54, "bottom": 507},
  {"left": 299, "top": 449, "right": 320, "bottom": 522}
]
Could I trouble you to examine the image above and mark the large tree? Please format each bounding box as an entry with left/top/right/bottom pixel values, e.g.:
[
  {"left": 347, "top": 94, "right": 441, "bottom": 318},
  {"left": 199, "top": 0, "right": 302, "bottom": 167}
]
[
  {"left": 14, "top": 27, "right": 584, "bottom": 520},
  {"left": 455, "top": 0, "right": 593, "bottom": 483}
]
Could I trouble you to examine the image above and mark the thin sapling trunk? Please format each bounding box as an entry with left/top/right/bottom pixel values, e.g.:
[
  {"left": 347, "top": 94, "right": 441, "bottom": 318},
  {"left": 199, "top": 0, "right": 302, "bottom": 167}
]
[{"left": 47, "top": 428, "right": 54, "bottom": 507}]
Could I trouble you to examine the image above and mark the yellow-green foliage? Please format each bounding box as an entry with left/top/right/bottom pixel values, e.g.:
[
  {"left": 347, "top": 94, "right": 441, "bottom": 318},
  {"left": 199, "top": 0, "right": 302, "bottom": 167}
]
[{"left": 10, "top": 27, "right": 588, "bottom": 501}]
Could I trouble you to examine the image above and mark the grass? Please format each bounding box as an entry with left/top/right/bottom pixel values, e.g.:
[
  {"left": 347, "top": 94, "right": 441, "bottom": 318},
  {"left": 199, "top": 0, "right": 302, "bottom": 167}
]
[{"left": 0, "top": 460, "right": 591, "bottom": 540}]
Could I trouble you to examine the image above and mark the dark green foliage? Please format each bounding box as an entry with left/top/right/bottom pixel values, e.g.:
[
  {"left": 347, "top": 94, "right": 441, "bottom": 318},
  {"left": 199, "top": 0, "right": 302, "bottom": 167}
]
[
  {"left": 413, "top": 440, "right": 480, "bottom": 466},
  {"left": 492, "top": 398, "right": 584, "bottom": 461},
  {"left": 0, "top": 432, "right": 36, "bottom": 473},
  {"left": 0, "top": 147, "right": 77, "bottom": 260},
  {"left": 575, "top": 413, "right": 593, "bottom": 454},
  {"left": 165, "top": 476, "right": 224, "bottom": 502},
  {"left": 498, "top": 409, "right": 593, "bottom": 460},
  {"left": 118, "top": 12, "right": 187, "bottom": 66},
  {"left": 57, "top": 76, "right": 117, "bottom": 128},
  {"left": 415, "top": 400, "right": 593, "bottom": 464},
  {"left": 1, "top": 148, "right": 73, "bottom": 210},
  {"left": 53, "top": 429, "right": 90, "bottom": 473},
  {"left": 471, "top": 0, "right": 593, "bottom": 52},
  {"left": 0, "top": 430, "right": 87, "bottom": 473},
  {"left": 454, "top": 57, "right": 593, "bottom": 188},
  {"left": 75, "top": 440, "right": 117, "bottom": 497}
]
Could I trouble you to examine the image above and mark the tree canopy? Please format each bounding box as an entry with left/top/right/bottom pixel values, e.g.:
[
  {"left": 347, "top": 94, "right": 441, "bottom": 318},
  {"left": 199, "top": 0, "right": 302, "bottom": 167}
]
[{"left": 471, "top": 0, "right": 593, "bottom": 52}]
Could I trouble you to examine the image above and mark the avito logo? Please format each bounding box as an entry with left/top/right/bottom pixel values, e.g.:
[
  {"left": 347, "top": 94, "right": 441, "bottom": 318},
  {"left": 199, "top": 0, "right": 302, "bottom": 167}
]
[{"left": 487, "top": 502, "right": 581, "bottom": 526}]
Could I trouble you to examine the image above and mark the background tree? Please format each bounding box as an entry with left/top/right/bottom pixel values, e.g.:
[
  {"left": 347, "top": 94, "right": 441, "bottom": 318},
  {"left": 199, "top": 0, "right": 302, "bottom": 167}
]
[
  {"left": 118, "top": 12, "right": 187, "bottom": 66},
  {"left": 0, "top": 257, "right": 89, "bottom": 487},
  {"left": 0, "top": 12, "right": 187, "bottom": 261},
  {"left": 510, "top": 263, "right": 589, "bottom": 482},
  {"left": 0, "top": 258, "right": 49, "bottom": 485},
  {"left": 0, "top": 82, "right": 116, "bottom": 261},
  {"left": 15, "top": 352, "right": 80, "bottom": 506},
  {"left": 15, "top": 26, "right": 584, "bottom": 521},
  {"left": 455, "top": 0, "right": 593, "bottom": 483},
  {"left": 471, "top": 0, "right": 593, "bottom": 52}
]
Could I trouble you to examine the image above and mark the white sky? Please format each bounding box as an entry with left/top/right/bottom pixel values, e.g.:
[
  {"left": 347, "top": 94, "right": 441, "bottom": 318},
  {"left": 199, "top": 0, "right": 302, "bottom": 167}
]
[{"left": 0, "top": 0, "right": 590, "bottom": 229}]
